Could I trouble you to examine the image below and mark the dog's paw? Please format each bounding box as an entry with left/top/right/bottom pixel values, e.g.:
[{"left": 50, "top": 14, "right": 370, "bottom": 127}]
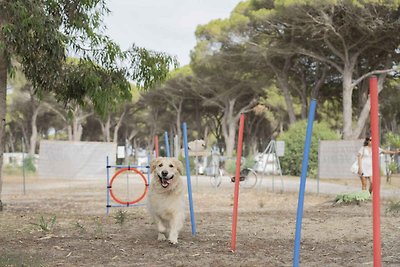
[
  {"left": 168, "top": 238, "right": 178, "bottom": 245},
  {"left": 158, "top": 233, "right": 166, "bottom": 241}
]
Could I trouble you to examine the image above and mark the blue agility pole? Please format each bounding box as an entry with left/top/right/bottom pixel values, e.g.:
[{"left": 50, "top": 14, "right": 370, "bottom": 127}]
[
  {"left": 182, "top": 122, "right": 196, "bottom": 235},
  {"left": 293, "top": 99, "right": 317, "bottom": 267},
  {"left": 164, "top": 131, "right": 171, "bottom": 157},
  {"left": 106, "top": 156, "right": 111, "bottom": 215}
]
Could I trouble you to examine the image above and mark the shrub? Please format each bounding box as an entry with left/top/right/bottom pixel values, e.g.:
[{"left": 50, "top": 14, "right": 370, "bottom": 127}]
[
  {"left": 224, "top": 156, "right": 255, "bottom": 175},
  {"left": 277, "top": 120, "right": 339, "bottom": 176},
  {"left": 335, "top": 191, "right": 371, "bottom": 204},
  {"left": 23, "top": 155, "right": 37, "bottom": 173}
]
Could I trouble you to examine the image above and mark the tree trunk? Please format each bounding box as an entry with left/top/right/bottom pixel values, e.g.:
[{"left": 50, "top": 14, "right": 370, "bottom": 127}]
[
  {"left": 268, "top": 56, "right": 297, "bottom": 124},
  {"left": 72, "top": 116, "right": 83, "bottom": 142},
  {"left": 276, "top": 75, "right": 297, "bottom": 124},
  {"left": 342, "top": 71, "right": 354, "bottom": 139},
  {"left": 221, "top": 99, "right": 238, "bottom": 158},
  {"left": 29, "top": 106, "right": 40, "bottom": 155},
  {"left": 0, "top": 47, "right": 7, "bottom": 211},
  {"left": 113, "top": 108, "right": 127, "bottom": 143},
  {"left": 351, "top": 74, "right": 387, "bottom": 139},
  {"left": 67, "top": 125, "right": 73, "bottom": 141}
]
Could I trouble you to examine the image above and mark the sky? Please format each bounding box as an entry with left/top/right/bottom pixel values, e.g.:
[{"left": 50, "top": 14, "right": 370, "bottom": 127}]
[{"left": 103, "top": 0, "right": 242, "bottom": 67}]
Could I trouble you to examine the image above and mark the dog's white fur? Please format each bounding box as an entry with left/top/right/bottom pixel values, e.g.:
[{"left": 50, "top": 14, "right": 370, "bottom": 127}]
[{"left": 147, "top": 157, "right": 185, "bottom": 244}]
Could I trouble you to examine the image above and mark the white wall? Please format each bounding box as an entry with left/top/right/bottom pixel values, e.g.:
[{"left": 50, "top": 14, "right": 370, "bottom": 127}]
[{"left": 38, "top": 140, "right": 116, "bottom": 179}]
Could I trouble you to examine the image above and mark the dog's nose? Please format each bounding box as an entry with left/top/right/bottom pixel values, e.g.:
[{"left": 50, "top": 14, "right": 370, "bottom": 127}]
[{"left": 161, "top": 170, "right": 168, "bottom": 177}]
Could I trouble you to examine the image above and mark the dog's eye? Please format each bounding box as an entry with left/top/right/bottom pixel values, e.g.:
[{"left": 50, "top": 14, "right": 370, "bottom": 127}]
[
  {"left": 158, "top": 163, "right": 163, "bottom": 167},
  {"left": 169, "top": 164, "right": 174, "bottom": 168}
]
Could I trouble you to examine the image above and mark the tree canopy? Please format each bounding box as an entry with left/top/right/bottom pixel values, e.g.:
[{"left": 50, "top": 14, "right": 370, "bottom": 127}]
[{"left": 0, "top": 0, "right": 177, "bottom": 210}]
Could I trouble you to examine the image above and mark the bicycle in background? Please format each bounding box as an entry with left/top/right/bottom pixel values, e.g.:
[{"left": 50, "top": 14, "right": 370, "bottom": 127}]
[
  {"left": 230, "top": 157, "right": 258, "bottom": 189},
  {"left": 230, "top": 167, "right": 258, "bottom": 189}
]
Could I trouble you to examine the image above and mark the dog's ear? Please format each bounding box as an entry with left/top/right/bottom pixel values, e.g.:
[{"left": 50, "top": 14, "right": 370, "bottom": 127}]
[
  {"left": 150, "top": 157, "right": 161, "bottom": 173},
  {"left": 173, "top": 158, "right": 184, "bottom": 175}
]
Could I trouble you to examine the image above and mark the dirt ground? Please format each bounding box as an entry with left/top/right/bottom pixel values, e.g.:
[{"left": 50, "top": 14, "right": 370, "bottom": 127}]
[{"left": 1, "top": 173, "right": 400, "bottom": 267}]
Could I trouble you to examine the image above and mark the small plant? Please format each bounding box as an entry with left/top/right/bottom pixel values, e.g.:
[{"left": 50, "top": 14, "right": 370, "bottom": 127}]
[
  {"left": 31, "top": 216, "right": 56, "bottom": 232},
  {"left": 93, "top": 217, "right": 104, "bottom": 238},
  {"left": 385, "top": 200, "right": 400, "bottom": 215},
  {"left": 335, "top": 191, "right": 371, "bottom": 204},
  {"left": 114, "top": 210, "right": 128, "bottom": 225},
  {"left": 74, "top": 221, "right": 86, "bottom": 232}
]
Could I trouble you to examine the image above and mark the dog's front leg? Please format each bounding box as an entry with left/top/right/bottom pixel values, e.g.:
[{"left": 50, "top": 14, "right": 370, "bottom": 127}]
[
  {"left": 168, "top": 215, "right": 182, "bottom": 244},
  {"left": 156, "top": 219, "right": 167, "bottom": 241}
]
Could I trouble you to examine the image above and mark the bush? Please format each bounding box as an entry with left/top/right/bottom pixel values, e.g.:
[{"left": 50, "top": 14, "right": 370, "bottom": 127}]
[
  {"left": 224, "top": 156, "right": 256, "bottom": 175},
  {"left": 277, "top": 120, "right": 339, "bottom": 176},
  {"left": 23, "top": 155, "right": 37, "bottom": 173},
  {"left": 335, "top": 191, "right": 371, "bottom": 204}
]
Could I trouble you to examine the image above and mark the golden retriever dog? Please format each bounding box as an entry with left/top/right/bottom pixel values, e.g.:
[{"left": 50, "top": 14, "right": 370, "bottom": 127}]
[{"left": 147, "top": 157, "right": 185, "bottom": 244}]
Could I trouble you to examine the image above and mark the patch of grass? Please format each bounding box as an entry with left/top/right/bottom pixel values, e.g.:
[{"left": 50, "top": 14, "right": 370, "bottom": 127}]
[
  {"left": 31, "top": 216, "right": 56, "bottom": 232},
  {"left": 385, "top": 200, "right": 400, "bottom": 214},
  {"left": 114, "top": 210, "right": 128, "bottom": 225},
  {"left": 93, "top": 216, "right": 103, "bottom": 238},
  {"left": 335, "top": 191, "right": 371, "bottom": 204}
]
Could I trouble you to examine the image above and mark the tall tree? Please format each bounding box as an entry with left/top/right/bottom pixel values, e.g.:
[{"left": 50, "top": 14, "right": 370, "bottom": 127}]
[
  {"left": 248, "top": 0, "right": 400, "bottom": 139},
  {"left": 0, "top": 0, "right": 176, "bottom": 211}
]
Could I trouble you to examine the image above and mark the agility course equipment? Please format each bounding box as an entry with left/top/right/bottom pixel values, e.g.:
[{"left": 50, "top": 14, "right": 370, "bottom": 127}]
[
  {"left": 370, "top": 76, "right": 381, "bottom": 267},
  {"left": 164, "top": 131, "right": 171, "bottom": 157},
  {"left": 152, "top": 125, "right": 196, "bottom": 235},
  {"left": 257, "top": 139, "right": 284, "bottom": 192},
  {"left": 106, "top": 156, "right": 150, "bottom": 214},
  {"left": 154, "top": 135, "right": 159, "bottom": 157},
  {"left": 293, "top": 99, "right": 317, "bottom": 267},
  {"left": 231, "top": 113, "right": 245, "bottom": 252},
  {"left": 293, "top": 76, "right": 382, "bottom": 266},
  {"left": 182, "top": 122, "right": 197, "bottom": 235}
]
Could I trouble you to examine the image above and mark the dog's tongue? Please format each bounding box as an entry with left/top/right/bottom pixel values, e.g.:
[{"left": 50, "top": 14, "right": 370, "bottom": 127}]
[{"left": 161, "top": 178, "right": 170, "bottom": 188}]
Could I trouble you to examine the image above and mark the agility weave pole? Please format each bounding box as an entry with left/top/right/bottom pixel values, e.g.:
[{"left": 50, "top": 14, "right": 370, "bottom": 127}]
[
  {"left": 182, "top": 122, "right": 197, "bottom": 235},
  {"left": 164, "top": 131, "right": 171, "bottom": 157},
  {"left": 370, "top": 76, "right": 381, "bottom": 267},
  {"left": 154, "top": 135, "right": 159, "bottom": 157},
  {"left": 231, "top": 114, "right": 245, "bottom": 252},
  {"left": 293, "top": 99, "right": 317, "bottom": 267}
]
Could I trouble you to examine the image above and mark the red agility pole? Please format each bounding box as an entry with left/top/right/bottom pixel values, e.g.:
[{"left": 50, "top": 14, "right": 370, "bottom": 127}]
[
  {"left": 370, "top": 76, "right": 381, "bottom": 267},
  {"left": 154, "top": 135, "right": 159, "bottom": 157},
  {"left": 231, "top": 114, "right": 245, "bottom": 252}
]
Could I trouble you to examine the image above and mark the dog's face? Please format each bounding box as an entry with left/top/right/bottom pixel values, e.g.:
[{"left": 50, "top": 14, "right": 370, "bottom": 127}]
[{"left": 150, "top": 157, "right": 183, "bottom": 189}]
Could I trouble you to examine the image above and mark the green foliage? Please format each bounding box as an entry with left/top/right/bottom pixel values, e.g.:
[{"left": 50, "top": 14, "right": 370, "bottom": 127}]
[
  {"left": 31, "top": 216, "right": 57, "bottom": 232},
  {"left": 0, "top": 0, "right": 176, "bottom": 116},
  {"left": 224, "top": 156, "right": 255, "bottom": 175},
  {"left": 3, "top": 155, "right": 36, "bottom": 175},
  {"left": 225, "top": 158, "right": 237, "bottom": 175},
  {"left": 23, "top": 155, "right": 36, "bottom": 173},
  {"left": 113, "top": 210, "right": 128, "bottom": 225},
  {"left": 335, "top": 191, "right": 371, "bottom": 204},
  {"left": 384, "top": 132, "right": 400, "bottom": 149},
  {"left": 278, "top": 120, "right": 340, "bottom": 176}
]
